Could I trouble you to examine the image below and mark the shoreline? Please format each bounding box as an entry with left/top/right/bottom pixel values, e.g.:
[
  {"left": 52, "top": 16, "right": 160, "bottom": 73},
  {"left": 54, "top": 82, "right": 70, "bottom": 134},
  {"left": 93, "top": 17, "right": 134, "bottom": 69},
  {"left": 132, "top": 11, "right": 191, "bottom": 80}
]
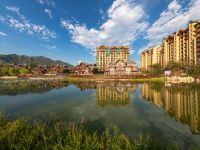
[
  {"left": 0, "top": 75, "right": 199, "bottom": 83},
  {"left": 65, "top": 76, "right": 166, "bottom": 82}
]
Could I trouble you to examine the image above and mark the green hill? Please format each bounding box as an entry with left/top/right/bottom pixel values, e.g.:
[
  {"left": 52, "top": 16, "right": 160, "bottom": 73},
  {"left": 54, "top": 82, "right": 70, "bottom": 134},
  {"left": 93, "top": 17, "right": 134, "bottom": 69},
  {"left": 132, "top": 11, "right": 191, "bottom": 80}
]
[{"left": 0, "top": 54, "right": 73, "bottom": 67}]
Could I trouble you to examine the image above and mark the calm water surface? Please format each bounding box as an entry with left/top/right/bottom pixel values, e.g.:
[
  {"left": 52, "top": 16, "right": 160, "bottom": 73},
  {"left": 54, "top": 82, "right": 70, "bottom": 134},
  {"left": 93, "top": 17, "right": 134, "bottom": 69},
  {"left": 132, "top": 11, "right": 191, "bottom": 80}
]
[{"left": 0, "top": 80, "right": 200, "bottom": 148}]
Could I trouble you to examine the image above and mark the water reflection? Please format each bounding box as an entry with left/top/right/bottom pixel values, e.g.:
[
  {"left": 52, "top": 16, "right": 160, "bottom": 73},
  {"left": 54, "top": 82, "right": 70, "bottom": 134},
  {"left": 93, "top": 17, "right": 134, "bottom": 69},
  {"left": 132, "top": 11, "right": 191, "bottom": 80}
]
[
  {"left": 141, "top": 83, "right": 200, "bottom": 134},
  {"left": 96, "top": 82, "right": 137, "bottom": 107},
  {"left": 0, "top": 80, "right": 69, "bottom": 95},
  {"left": 1, "top": 80, "right": 200, "bottom": 147},
  {"left": 69, "top": 81, "right": 137, "bottom": 107}
]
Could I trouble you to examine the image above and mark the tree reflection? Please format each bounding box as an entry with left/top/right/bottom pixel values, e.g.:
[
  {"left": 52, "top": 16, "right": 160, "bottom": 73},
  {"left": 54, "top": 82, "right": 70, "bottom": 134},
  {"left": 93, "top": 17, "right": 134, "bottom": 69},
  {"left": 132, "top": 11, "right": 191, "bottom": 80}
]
[{"left": 0, "top": 80, "right": 69, "bottom": 95}]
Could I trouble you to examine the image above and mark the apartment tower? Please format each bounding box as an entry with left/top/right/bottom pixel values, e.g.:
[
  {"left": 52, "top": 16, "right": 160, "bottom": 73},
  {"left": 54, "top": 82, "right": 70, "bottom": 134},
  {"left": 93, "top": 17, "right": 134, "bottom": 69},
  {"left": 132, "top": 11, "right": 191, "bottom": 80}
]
[
  {"left": 141, "top": 20, "right": 200, "bottom": 70},
  {"left": 141, "top": 45, "right": 163, "bottom": 71},
  {"left": 163, "top": 21, "right": 200, "bottom": 66}
]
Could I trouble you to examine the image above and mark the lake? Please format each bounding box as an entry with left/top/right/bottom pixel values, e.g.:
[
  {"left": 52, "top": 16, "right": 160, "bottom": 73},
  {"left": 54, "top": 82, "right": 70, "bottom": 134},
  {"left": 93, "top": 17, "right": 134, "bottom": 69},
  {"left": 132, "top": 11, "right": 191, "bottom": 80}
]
[{"left": 0, "top": 80, "right": 200, "bottom": 148}]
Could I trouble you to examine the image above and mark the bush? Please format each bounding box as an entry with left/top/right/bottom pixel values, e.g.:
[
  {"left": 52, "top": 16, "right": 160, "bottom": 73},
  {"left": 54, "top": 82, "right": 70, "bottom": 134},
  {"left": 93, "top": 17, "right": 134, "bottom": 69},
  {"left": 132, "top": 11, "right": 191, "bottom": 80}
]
[
  {"left": 19, "top": 68, "right": 29, "bottom": 75},
  {"left": 0, "top": 114, "right": 181, "bottom": 150},
  {"left": 187, "top": 64, "right": 200, "bottom": 75},
  {"left": 8, "top": 68, "right": 19, "bottom": 76},
  {"left": 0, "top": 66, "right": 9, "bottom": 76},
  {"left": 151, "top": 64, "right": 163, "bottom": 75}
]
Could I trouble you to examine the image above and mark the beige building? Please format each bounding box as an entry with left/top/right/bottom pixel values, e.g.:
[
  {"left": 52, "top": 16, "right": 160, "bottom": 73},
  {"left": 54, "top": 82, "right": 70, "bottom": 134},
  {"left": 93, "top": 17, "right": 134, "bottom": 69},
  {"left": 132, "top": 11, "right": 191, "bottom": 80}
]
[
  {"left": 141, "top": 49, "right": 152, "bottom": 71},
  {"left": 141, "top": 45, "right": 163, "bottom": 71},
  {"left": 191, "top": 21, "right": 200, "bottom": 65},
  {"left": 96, "top": 45, "right": 130, "bottom": 71},
  {"left": 106, "top": 60, "right": 138, "bottom": 75},
  {"left": 163, "top": 29, "right": 189, "bottom": 66},
  {"left": 163, "top": 35, "right": 175, "bottom": 66},
  {"left": 163, "top": 21, "right": 200, "bottom": 66},
  {"left": 141, "top": 20, "right": 200, "bottom": 70}
]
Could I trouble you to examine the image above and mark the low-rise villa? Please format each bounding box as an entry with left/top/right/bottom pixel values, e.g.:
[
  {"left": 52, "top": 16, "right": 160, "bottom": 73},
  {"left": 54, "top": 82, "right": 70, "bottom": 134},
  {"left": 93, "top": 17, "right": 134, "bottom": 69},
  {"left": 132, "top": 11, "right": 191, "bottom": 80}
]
[
  {"left": 105, "top": 59, "right": 138, "bottom": 75},
  {"left": 31, "top": 65, "right": 70, "bottom": 75},
  {"left": 72, "top": 62, "right": 95, "bottom": 75}
]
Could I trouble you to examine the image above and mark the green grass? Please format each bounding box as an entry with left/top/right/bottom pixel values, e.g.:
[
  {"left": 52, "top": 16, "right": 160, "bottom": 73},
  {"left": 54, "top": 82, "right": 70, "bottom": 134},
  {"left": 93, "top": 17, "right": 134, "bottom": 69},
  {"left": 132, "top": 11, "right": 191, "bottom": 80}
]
[
  {"left": 65, "top": 77, "right": 92, "bottom": 82},
  {"left": 0, "top": 114, "right": 183, "bottom": 150},
  {"left": 132, "top": 77, "right": 166, "bottom": 82},
  {"left": 65, "top": 76, "right": 167, "bottom": 83}
]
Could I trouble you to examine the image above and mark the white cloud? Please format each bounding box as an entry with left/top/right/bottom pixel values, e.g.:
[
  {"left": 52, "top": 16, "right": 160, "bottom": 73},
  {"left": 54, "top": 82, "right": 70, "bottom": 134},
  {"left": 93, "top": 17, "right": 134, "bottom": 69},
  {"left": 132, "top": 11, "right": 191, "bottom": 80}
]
[
  {"left": 0, "top": 32, "right": 7, "bottom": 36},
  {"left": 145, "top": 0, "right": 200, "bottom": 47},
  {"left": 6, "top": 6, "right": 20, "bottom": 14},
  {"left": 2, "top": 6, "right": 56, "bottom": 40},
  {"left": 41, "top": 44, "right": 56, "bottom": 49},
  {"left": 47, "top": 45, "right": 56, "bottom": 49},
  {"left": 44, "top": 9, "right": 53, "bottom": 19},
  {"left": 61, "top": 0, "right": 148, "bottom": 55},
  {"left": 35, "top": 0, "right": 55, "bottom": 7}
]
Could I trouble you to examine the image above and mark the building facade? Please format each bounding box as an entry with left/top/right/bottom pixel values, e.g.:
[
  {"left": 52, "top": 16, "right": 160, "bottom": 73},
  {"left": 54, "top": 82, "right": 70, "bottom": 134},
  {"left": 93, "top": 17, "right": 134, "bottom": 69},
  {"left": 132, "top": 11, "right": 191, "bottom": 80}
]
[
  {"left": 106, "top": 60, "right": 138, "bottom": 75},
  {"left": 141, "top": 21, "right": 200, "bottom": 70},
  {"left": 141, "top": 45, "right": 163, "bottom": 71},
  {"left": 71, "top": 62, "right": 95, "bottom": 75},
  {"left": 96, "top": 45, "right": 130, "bottom": 71},
  {"left": 163, "top": 35, "right": 175, "bottom": 66}
]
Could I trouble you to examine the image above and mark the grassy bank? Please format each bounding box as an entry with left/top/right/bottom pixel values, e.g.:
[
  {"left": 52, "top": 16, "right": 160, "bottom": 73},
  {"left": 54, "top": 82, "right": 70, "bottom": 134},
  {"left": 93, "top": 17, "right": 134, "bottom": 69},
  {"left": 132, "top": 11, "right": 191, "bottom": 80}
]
[
  {"left": 65, "top": 76, "right": 166, "bottom": 83},
  {"left": 132, "top": 77, "right": 166, "bottom": 82},
  {"left": 0, "top": 114, "right": 182, "bottom": 150},
  {"left": 65, "top": 77, "right": 92, "bottom": 82}
]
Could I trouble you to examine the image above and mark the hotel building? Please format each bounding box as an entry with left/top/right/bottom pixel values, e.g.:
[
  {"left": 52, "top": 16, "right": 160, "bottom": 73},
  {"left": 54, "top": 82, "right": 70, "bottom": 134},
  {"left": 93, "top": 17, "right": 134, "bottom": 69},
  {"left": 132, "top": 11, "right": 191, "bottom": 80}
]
[
  {"left": 96, "top": 45, "right": 130, "bottom": 71},
  {"left": 141, "top": 20, "right": 200, "bottom": 70}
]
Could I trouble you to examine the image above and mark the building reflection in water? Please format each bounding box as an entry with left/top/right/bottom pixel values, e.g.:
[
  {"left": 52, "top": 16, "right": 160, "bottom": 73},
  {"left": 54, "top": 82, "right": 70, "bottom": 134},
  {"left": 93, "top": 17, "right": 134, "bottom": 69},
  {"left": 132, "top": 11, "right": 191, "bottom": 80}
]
[
  {"left": 96, "top": 82, "right": 137, "bottom": 107},
  {"left": 141, "top": 83, "right": 200, "bottom": 134}
]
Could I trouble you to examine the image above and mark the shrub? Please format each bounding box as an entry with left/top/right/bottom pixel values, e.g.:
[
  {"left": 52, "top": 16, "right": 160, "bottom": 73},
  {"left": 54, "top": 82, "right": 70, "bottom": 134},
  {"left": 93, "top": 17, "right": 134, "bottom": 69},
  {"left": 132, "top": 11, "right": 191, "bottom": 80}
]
[
  {"left": 8, "top": 68, "right": 19, "bottom": 76},
  {"left": 19, "top": 68, "right": 29, "bottom": 75}
]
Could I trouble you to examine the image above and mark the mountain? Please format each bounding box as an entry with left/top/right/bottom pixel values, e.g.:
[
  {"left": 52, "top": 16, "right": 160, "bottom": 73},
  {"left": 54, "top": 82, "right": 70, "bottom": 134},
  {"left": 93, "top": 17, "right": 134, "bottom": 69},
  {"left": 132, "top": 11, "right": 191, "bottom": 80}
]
[{"left": 0, "top": 54, "right": 73, "bottom": 67}]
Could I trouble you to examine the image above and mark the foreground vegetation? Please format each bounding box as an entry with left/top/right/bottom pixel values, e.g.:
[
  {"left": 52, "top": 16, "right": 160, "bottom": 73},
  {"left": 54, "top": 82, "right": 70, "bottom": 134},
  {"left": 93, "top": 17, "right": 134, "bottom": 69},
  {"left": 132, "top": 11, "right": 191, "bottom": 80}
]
[
  {"left": 0, "top": 65, "right": 30, "bottom": 76},
  {"left": 0, "top": 114, "right": 187, "bottom": 150}
]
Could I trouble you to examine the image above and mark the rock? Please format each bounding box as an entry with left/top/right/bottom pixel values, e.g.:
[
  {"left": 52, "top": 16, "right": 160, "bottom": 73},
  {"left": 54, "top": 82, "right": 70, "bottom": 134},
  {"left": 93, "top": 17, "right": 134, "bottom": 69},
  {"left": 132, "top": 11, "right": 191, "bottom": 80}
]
[{"left": 167, "top": 76, "right": 195, "bottom": 83}]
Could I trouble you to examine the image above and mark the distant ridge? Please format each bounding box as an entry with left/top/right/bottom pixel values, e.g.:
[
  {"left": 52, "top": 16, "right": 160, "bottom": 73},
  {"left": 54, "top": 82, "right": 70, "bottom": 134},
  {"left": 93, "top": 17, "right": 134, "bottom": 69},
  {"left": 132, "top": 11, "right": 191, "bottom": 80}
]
[{"left": 0, "top": 54, "right": 73, "bottom": 67}]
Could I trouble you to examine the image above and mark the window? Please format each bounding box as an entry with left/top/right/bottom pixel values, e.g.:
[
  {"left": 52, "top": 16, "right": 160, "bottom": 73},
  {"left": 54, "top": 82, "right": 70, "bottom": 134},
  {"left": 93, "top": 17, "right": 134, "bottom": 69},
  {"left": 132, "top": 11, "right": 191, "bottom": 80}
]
[
  {"left": 106, "top": 48, "right": 110, "bottom": 56},
  {"left": 116, "top": 48, "right": 121, "bottom": 54}
]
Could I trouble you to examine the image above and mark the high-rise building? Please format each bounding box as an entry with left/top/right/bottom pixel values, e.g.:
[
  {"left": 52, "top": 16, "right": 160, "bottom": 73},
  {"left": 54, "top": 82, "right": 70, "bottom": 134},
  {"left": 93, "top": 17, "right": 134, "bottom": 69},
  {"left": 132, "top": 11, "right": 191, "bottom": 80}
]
[
  {"left": 192, "top": 21, "right": 200, "bottom": 64},
  {"left": 96, "top": 45, "right": 130, "bottom": 71},
  {"left": 152, "top": 45, "right": 163, "bottom": 65},
  {"left": 163, "top": 35, "right": 175, "bottom": 66},
  {"left": 164, "top": 29, "right": 190, "bottom": 66},
  {"left": 141, "top": 45, "right": 163, "bottom": 71},
  {"left": 141, "top": 20, "right": 200, "bottom": 70},
  {"left": 163, "top": 21, "right": 200, "bottom": 67}
]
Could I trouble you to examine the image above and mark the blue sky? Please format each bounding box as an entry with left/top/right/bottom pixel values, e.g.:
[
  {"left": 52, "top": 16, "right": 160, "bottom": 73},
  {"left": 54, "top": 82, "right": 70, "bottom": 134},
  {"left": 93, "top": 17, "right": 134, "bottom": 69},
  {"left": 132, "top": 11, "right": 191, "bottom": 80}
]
[{"left": 0, "top": 0, "right": 199, "bottom": 65}]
